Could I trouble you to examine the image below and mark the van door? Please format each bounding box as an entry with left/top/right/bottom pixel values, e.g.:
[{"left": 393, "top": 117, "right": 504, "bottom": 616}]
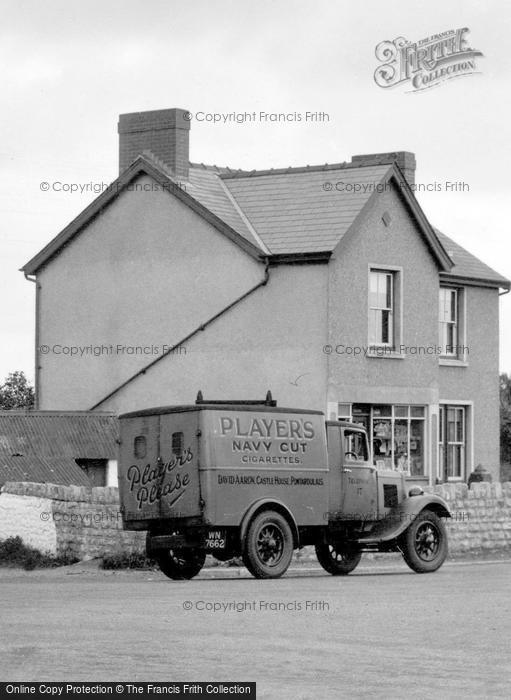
[
  {"left": 326, "top": 423, "right": 343, "bottom": 520},
  {"left": 340, "top": 427, "right": 377, "bottom": 520},
  {"left": 158, "top": 411, "right": 202, "bottom": 520},
  {"left": 119, "top": 414, "right": 160, "bottom": 522}
]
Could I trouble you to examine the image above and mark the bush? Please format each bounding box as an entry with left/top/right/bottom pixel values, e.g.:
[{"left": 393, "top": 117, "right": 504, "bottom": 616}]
[
  {"left": 0, "top": 536, "right": 78, "bottom": 570},
  {"left": 101, "top": 551, "right": 157, "bottom": 570}
]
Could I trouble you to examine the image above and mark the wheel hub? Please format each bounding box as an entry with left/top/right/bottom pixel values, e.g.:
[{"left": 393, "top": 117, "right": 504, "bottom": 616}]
[
  {"left": 257, "top": 526, "right": 283, "bottom": 564},
  {"left": 415, "top": 522, "right": 440, "bottom": 560}
]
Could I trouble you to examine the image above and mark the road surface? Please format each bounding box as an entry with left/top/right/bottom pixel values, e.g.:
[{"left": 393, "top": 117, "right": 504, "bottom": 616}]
[{"left": 1, "top": 558, "right": 510, "bottom": 699}]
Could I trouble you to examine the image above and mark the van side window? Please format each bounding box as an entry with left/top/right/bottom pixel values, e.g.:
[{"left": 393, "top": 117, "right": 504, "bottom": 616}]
[
  {"left": 343, "top": 429, "right": 368, "bottom": 461},
  {"left": 172, "top": 431, "right": 184, "bottom": 457},
  {"left": 134, "top": 436, "right": 146, "bottom": 458}
]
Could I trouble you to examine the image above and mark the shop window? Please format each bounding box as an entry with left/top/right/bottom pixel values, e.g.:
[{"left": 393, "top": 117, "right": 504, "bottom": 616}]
[
  {"left": 347, "top": 403, "right": 426, "bottom": 476},
  {"left": 338, "top": 403, "right": 352, "bottom": 421}
]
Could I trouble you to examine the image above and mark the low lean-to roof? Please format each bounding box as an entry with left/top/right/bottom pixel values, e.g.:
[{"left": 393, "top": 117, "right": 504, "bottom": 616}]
[
  {"left": 0, "top": 456, "right": 91, "bottom": 487},
  {"left": 0, "top": 411, "right": 118, "bottom": 487},
  {"left": 21, "top": 155, "right": 509, "bottom": 289}
]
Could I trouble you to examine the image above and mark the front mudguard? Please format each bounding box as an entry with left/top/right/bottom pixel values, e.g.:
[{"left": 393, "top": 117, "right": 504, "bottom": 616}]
[{"left": 356, "top": 494, "right": 451, "bottom": 545}]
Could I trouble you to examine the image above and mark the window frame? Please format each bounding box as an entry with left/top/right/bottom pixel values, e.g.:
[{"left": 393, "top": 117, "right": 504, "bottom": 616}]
[
  {"left": 438, "top": 285, "right": 467, "bottom": 364},
  {"left": 369, "top": 270, "right": 394, "bottom": 347},
  {"left": 367, "top": 265, "right": 403, "bottom": 357},
  {"left": 438, "top": 403, "right": 469, "bottom": 481},
  {"left": 439, "top": 287, "right": 458, "bottom": 357}
]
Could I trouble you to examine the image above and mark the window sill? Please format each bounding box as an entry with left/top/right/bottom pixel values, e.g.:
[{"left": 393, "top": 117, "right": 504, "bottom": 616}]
[
  {"left": 367, "top": 351, "right": 406, "bottom": 360},
  {"left": 439, "top": 358, "right": 468, "bottom": 367}
]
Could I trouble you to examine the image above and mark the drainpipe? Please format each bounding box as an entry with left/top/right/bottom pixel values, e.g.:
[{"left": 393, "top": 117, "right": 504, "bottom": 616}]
[
  {"left": 24, "top": 272, "right": 39, "bottom": 409},
  {"left": 90, "top": 258, "right": 271, "bottom": 410}
]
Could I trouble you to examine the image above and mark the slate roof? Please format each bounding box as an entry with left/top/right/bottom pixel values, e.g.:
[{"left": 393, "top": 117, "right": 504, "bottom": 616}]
[
  {"left": 435, "top": 229, "right": 510, "bottom": 287},
  {"left": 0, "top": 411, "right": 118, "bottom": 487},
  {"left": 187, "top": 165, "right": 268, "bottom": 253},
  {"left": 221, "top": 164, "right": 390, "bottom": 254},
  {"left": 21, "top": 155, "right": 510, "bottom": 289}
]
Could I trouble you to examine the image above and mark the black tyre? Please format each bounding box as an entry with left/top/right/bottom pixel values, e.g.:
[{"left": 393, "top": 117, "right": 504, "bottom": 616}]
[
  {"left": 400, "top": 509, "right": 448, "bottom": 573},
  {"left": 242, "top": 510, "right": 294, "bottom": 579},
  {"left": 156, "top": 548, "right": 206, "bottom": 580},
  {"left": 315, "top": 542, "right": 362, "bottom": 575}
]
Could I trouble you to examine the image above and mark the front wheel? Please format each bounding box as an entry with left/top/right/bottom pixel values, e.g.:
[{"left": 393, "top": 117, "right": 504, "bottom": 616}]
[
  {"left": 315, "top": 542, "right": 362, "bottom": 575},
  {"left": 400, "top": 509, "right": 448, "bottom": 573},
  {"left": 243, "top": 510, "right": 294, "bottom": 579},
  {"left": 156, "top": 548, "right": 206, "bottom": 580}
]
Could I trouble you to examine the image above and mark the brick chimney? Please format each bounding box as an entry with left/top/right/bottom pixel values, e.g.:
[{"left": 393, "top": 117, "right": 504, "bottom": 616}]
[
  {"left": 351, "top": 151, "right": 416, "bottom": 187},
  {"left": 118, "top": 108, "right": 191, "bottom": 180}
]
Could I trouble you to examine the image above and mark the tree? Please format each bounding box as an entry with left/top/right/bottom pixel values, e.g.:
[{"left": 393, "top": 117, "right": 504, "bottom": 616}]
[
  {"left": 0, "top": 371, "right": 35, "bottom": 410},
  {"left": 500, "top": 373, "right": 511, "bottom": 464}
]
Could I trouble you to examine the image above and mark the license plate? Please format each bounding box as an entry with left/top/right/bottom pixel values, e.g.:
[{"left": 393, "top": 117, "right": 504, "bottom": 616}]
[{"left": 205, "top": 530, "right": 226, "bottom": 550}]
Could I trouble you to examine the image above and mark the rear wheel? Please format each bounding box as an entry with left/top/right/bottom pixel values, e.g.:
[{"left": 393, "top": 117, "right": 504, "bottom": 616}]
[
  {"left": 156, "top": 548, "right": 206, "bottom": 580},
  {"left": 400, "top": 509, "right": 448, "bottom": 573},
  {"left": 243, "top": 510, "right": 294, "bottom": 579},
  {"left": 315, "top": 542, "right": 362, "bottom": 575}
]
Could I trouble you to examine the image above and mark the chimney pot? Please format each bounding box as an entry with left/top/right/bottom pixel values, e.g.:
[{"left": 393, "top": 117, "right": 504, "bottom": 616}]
[{"left": 118, "top": 108, "right": 191, "bottom": 180}]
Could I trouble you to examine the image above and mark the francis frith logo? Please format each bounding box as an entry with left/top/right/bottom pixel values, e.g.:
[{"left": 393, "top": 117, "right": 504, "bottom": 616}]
[{"left": 374, "top": 28, "right": 483, "bottom": 92}]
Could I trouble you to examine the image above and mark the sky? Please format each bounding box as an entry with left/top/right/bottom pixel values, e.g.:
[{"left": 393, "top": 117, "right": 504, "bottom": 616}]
[{"left": 1, "top": 0, "right": 510, "bottom": 384}]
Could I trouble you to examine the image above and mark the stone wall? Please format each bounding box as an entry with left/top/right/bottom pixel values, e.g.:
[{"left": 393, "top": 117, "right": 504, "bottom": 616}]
[
  {"left": 1, "top": 481, "right": 510, "bottom": 562},
  {"left": 0, "top": 482, "right": 145, "bottom": 560},
  {"left": 424, "top": 481, "right": 511, "bottom": 554}
]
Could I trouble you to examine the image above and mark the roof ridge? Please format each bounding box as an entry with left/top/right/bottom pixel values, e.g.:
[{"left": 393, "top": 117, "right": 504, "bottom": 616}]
[
  {"left": 218, "top": 161, "right": 389, "bottom": 178},
  {"left": 190, "top": 161, "right": 398, "bottom": 179},
  {"left": 190, "top": 162, "right": 249, "bottom": 174}
]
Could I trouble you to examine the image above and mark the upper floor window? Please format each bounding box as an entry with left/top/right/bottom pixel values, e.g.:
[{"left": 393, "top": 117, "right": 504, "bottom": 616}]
[
  {"left": 369, "top": 270, "right": 394, "bottom": 346},
  {"left": 439, "top": 287, "right": 458, "bottom": 356}
]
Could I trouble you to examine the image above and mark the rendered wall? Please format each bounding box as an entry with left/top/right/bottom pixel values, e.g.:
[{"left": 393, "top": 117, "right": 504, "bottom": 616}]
[{"left": 36, "top": 173, "right": 328, "bottom": 415}]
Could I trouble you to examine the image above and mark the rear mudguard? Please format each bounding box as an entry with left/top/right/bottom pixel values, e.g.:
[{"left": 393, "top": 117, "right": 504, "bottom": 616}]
[
  {"left": 356, "top": 494, "right": 451, "bottom": 545},
  {"left": 239, "top": 498, "right": 300, "bottom": 549}
]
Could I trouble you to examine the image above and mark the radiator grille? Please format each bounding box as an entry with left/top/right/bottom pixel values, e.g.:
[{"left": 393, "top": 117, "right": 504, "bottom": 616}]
[{"left": 383, "top": 484, "right": 398, "bottom": 508}]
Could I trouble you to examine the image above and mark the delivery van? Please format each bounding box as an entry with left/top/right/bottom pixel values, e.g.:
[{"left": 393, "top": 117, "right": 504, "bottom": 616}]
[{"left": 118, "top": 392, "right": 450, "bottom": 580}]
